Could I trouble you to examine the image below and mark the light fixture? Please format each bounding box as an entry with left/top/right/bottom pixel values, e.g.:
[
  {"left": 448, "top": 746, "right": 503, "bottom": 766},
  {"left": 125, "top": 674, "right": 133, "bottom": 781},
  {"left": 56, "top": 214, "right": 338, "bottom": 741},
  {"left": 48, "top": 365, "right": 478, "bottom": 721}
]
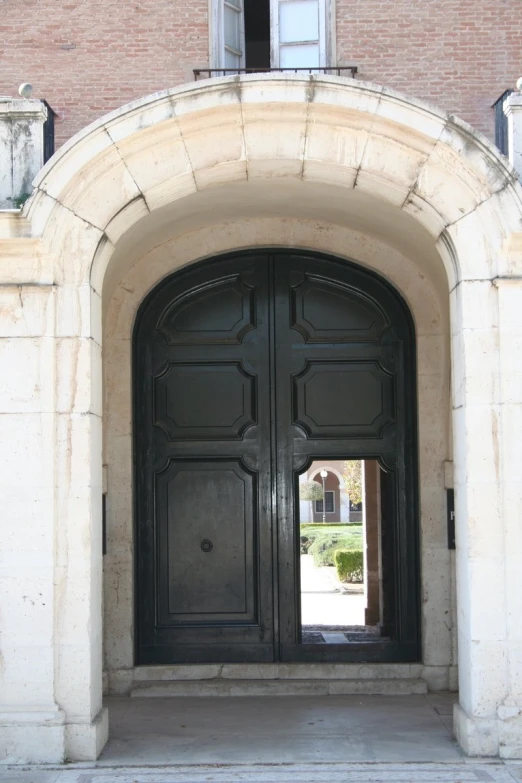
[{"left": 18, "top": 83, "right": 33, "bottom": 99}]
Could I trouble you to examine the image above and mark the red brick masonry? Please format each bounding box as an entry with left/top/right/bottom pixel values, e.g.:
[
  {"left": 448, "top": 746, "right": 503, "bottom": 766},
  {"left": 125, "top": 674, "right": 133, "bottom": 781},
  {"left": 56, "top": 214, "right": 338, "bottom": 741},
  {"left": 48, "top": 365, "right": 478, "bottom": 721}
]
[{"left": 0, "top": 0, "right": 518, "bottom": 147}]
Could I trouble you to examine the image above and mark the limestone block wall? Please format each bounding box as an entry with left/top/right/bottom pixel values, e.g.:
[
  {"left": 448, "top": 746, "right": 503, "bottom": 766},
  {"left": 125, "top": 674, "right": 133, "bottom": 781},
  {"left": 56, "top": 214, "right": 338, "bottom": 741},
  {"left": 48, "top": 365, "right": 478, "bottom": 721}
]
[{"left": 0, "top": 215, "right": 107, "bottom": 763}]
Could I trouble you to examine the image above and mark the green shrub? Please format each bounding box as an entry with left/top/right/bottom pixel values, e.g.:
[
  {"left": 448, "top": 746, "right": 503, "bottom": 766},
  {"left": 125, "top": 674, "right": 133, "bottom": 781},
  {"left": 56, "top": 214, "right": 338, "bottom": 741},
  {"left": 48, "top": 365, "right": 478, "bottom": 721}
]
[
  {"left": 308, "top": 536, "right": 331, "bottom": 566},
  {"left": 307, "top": 530, "right": 363, "bottom": 567},
  {"left": 309, "top": 538, "right": 340, "bottom": 567},
  {"left": 299, "top": 524, "right": 363, "bottom": 565},
  {"left": 334, "top": 549, "right": 364, "bottom": 583},
  {"left": 300, "top": 522, "right": 363, "bottom": 529}
]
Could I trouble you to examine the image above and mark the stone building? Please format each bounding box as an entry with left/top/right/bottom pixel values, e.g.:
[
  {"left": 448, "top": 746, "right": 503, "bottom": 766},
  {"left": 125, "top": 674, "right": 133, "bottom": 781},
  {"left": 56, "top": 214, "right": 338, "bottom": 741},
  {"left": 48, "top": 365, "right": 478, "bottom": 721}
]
[
  {"left": 299, "top": 460, "right": 351, "bottom": 523},
  {"left": 1, "top": 0, "right": 522, "bottom": 766}
]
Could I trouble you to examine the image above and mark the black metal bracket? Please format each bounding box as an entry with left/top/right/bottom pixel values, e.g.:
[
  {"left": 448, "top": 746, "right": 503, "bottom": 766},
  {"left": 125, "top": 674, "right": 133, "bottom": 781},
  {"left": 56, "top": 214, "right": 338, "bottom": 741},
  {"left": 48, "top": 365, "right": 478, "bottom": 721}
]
[
  {"left": 447, "top": 489, "right": 455, "bottom": 550},
  {"left": 102, "top": 494, "right": 107, "bottom": 556}
]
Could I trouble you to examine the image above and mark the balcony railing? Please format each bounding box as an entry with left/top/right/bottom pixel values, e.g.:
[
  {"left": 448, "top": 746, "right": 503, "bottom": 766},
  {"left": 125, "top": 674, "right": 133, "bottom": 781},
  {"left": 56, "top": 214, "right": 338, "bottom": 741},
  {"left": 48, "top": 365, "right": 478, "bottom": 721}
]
[{"left": 193, "top": 66, "right": 358, "bottom": 81}]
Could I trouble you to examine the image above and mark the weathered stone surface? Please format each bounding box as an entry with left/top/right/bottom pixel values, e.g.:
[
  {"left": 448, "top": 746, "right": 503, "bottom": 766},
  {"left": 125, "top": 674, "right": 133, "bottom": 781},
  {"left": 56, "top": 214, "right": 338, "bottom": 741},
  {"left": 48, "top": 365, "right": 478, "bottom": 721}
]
[
  {"left": 130, "top": 676, "right": 427, "bottom": 697},
  {"left": 0, "top": 99, "right": 47, "bottom": 209},
  {"left": 0, "top": 765, "right": 519, "bottom": 783}
]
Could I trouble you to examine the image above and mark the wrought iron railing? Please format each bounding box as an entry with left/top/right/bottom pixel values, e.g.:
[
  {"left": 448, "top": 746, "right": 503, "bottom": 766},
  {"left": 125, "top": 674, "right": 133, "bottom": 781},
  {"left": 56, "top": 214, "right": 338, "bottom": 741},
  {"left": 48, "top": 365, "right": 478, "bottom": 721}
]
[{"left": 193, "top": 66, "right": 358, "bottom": 81}]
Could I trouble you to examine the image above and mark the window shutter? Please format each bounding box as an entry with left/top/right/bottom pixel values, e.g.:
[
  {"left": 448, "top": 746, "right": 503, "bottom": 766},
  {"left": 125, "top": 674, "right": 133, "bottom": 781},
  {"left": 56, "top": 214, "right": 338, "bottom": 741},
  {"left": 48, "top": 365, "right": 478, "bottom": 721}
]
[
  {"left": 270, "top": 0, "right": 327, "bottom": 69},
  {"left": 220, "top": 0, "right": 245, "bottom": 71},
  {"left": 492, "top": 90, "right": 514, "bottom": 156}
]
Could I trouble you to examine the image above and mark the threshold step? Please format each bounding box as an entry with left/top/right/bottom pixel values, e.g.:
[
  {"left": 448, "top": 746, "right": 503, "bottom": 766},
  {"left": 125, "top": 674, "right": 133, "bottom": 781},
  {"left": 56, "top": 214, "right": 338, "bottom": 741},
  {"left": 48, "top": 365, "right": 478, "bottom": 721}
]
[
  {"left": 130, "top": 677, "right": 427, "bottom": 698},
  {"left": 133, "top": 663, "right": 423, "bottom": 682}
]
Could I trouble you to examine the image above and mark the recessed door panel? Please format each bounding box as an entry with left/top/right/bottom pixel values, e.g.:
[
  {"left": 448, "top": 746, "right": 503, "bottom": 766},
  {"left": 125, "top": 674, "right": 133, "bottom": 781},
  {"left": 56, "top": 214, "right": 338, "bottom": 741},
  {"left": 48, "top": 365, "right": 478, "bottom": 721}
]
[
  {"left": 157, "top": 276, "right": 255, "bottom": 345},
  {"left": 153, "top": 362, "right": 256, "bottom": 440},
  {"left": 291, "top": 276, "right": 389, "bottom": 342},
  {"left": 156, "top": 460, "right": 256, "bottom": 623},
  {"left": 293, "top": 360, "right": 395, "bottom": 439}
]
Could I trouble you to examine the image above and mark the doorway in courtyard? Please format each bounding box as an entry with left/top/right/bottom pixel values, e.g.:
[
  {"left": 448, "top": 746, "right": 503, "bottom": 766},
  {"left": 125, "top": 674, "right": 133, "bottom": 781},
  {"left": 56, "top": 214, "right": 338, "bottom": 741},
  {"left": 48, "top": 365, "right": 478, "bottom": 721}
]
[{"left": 134, "top": 250, "right": 420, "bottom": 665}]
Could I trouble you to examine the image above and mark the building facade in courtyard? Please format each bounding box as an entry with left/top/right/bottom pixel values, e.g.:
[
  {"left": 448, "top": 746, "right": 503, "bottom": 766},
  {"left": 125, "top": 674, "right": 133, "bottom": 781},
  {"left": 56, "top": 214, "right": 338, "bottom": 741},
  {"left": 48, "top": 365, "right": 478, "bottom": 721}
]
[{"left": 1, "top": 0, "right": 522, "bottom": 766}]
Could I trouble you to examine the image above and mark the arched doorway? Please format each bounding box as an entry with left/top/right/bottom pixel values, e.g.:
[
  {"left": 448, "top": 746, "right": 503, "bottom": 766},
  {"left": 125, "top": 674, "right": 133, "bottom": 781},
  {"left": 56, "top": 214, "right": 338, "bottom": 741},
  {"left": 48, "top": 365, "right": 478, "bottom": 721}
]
[
  {"left": 133, "top": 249, "right": 420, "bottom": 665},
  {"left": 4, "top": 71, "right": 522, "bottom": 760}
]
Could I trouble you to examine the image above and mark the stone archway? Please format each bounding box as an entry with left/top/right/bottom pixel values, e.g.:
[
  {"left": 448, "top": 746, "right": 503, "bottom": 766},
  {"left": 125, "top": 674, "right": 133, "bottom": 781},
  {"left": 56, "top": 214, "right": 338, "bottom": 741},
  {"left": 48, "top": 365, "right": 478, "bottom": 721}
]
[
  {"left": 308, "top": 466, "right": 345, "bottom": 485},
  {"left": 2, "top": 73, "right": 522, "bottom": 762},
  {"left": 102, "top": 215, "right": 449, "bottom": 694},
  {"left": 307, "top": 465, "right": 346, "bottom": 523}
]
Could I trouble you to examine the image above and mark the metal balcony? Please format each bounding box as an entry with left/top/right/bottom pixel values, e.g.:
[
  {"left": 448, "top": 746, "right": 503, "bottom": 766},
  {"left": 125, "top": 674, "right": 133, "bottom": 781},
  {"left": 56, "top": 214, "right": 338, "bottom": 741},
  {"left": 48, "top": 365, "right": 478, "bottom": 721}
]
[{"left": 193, "top": 66, "right": 358, "bottom": 80}]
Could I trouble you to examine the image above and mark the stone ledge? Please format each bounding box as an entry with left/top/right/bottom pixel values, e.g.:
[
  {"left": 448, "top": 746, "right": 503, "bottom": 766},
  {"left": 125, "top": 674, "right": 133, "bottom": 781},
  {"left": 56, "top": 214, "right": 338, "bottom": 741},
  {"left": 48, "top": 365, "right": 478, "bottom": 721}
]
[
  {"left": 0, "top": 98, "right": 47, "bottom": 121},
  {"left": 130, "top": 677, "right": 428, "bottom": 698},
  {"left": 132, "top": 662, "right": 424, "bottom": 682}
]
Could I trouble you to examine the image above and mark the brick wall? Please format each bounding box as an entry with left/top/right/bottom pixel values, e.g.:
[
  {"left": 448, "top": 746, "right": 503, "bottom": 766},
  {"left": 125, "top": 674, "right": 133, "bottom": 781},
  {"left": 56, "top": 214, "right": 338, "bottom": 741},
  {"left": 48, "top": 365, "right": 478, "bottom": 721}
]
[
  {"left": 0, "top": 0, "right": 209, "bottom": 147},
  {"left": 336, "top": 0, "right": 521, "bottom": 140},
  {"left": 0, "top": 0, "right": 518, "bottom": 147}
]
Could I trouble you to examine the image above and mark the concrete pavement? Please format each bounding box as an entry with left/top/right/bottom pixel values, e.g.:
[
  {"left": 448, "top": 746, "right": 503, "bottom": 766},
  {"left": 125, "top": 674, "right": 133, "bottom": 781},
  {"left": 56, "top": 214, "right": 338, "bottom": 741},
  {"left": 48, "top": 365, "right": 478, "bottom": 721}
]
[
  {"left": 1, "top": 762, "right": 522, "bottom": 782},
  {"left": 3, "top": 693, "right": 522, "bottom": 781}
]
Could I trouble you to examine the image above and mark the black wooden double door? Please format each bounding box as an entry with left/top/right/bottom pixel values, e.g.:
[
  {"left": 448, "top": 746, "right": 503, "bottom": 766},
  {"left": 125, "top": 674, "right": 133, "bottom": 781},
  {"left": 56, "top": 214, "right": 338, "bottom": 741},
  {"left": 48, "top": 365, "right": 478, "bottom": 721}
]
[{"left": 134, "top": 251, "right": 420, "bottom": 665}]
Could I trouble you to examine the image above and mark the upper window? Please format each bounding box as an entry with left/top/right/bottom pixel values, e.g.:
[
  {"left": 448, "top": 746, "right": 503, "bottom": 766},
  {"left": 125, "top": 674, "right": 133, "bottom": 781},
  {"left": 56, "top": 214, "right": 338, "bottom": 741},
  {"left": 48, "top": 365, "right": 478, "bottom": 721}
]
[
  {"left": 315, "top": 491, "right": 335, "bottom": 514},
  {"left": 219, "top": 0, "right": 245, "bottom": 70},
  {"left": 492, "top": 90, "right": 514, "bottom": 157},
  {"left": 212, "top": 0, "right": 330, "bottom": 71}
]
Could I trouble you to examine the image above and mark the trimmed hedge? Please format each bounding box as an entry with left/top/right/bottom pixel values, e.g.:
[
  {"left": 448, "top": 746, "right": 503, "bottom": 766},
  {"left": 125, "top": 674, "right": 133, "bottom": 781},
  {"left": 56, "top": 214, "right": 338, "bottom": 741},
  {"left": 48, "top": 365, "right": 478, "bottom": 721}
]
[
  {"left": 311, "top": 534, "right": 362, "bottom": 567},
  {"left": 301, "top": 523, "right": 363, "bottom": 528},
  {"left": 334, "top": 549, "right": 364, "bottom": 583},
  {"left": 299, "top": 524, "right": 363, "bottom": 564}
]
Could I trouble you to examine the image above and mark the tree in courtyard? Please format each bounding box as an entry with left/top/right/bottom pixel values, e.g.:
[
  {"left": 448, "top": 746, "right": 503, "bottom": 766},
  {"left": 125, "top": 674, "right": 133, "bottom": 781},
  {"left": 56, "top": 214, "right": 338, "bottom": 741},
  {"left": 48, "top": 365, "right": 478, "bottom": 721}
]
[
  {"left": 343, "top": 460, "right": 363, "bottom": 507},
  {"left": 299, "top": 480, "right": 324, "bottom": 522}
]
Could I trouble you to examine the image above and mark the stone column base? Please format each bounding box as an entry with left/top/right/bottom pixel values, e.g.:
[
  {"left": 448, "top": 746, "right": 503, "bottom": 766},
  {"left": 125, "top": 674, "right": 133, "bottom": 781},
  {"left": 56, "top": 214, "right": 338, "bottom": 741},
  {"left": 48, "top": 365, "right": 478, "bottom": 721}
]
[
  {"left": 0, "top": 708, "right": 65, "bottom": 764},
  {"left": 497, "top": 705, "right": 522, "bottom": 758},
  {"left": 455, "top": 702, "right": 522, "bottom": 758},
  {"left": 65, "top": 707, "right": 109, "bottom": 761},
  {"left": 454, "top": 703, "right": 498, "bottom": 757}
]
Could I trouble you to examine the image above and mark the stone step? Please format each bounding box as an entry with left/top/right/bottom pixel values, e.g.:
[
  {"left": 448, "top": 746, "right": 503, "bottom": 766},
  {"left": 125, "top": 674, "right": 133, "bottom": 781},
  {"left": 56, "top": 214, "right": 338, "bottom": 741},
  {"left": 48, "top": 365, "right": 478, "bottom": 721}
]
[
  {"left": 133, "top": 662, "right": 424, "bottom": 682},
  {"left": 131, "top": 677, "right": 427, "bottom": 698}
]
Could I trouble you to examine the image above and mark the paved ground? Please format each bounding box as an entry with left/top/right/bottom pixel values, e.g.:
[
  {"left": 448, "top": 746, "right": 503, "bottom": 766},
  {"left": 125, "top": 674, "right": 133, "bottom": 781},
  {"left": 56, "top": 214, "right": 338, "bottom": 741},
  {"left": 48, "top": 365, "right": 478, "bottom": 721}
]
[
  {"left": 301, "top": 554, "right": 365, "bottom": 627},
  {"left": 99, "top": 694, "right": 459, "bottom": 765},
  {"left": 2, "top": 761, "right": 522, "bottom": 782},
  {"left": 4, "top": 694, "right": 522, "bottom": 781}
]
